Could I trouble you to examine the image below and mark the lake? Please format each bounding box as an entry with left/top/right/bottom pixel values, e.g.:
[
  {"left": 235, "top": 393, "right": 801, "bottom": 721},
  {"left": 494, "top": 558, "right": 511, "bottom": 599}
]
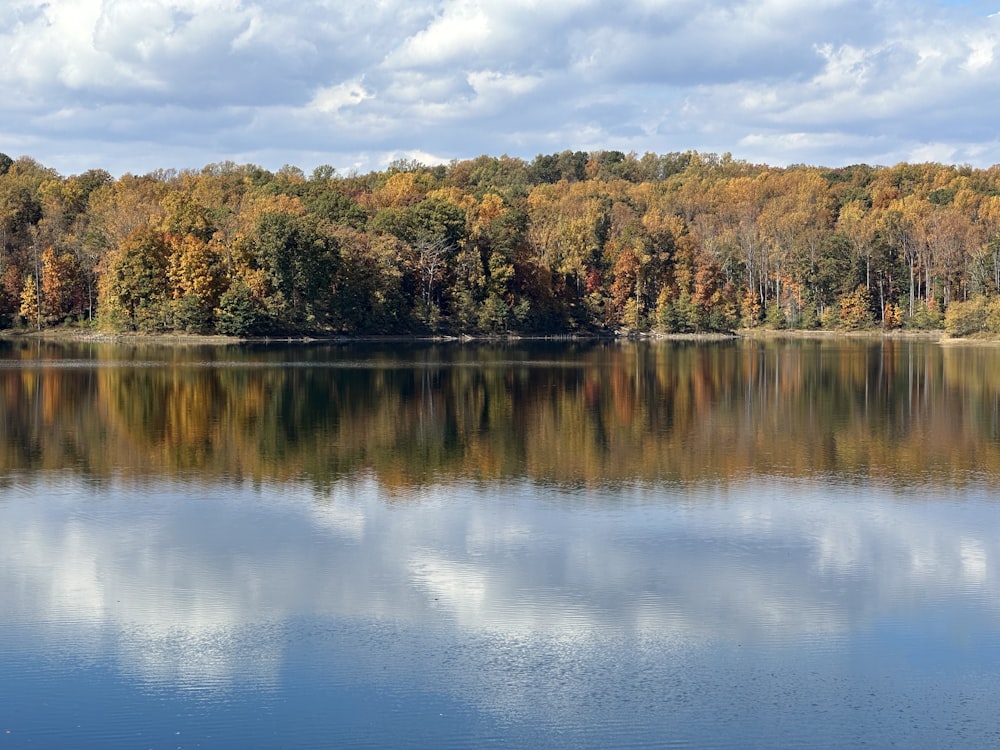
[{"left": 1, "top": 337, "right": 999, "bottom": 749}]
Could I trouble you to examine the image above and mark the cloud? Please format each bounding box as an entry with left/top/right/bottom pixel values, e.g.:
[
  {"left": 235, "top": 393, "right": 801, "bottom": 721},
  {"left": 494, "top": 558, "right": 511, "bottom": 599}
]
[
  {"left": 2, "top": 0, "right": 1000, "bottom": 175},
  {"left": 309, "top": 79, "right": 372, "bottom": 114}
]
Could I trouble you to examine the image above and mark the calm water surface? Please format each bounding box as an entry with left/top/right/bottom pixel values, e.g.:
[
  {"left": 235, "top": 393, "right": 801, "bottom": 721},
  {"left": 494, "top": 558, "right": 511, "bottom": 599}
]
[{"left": 1, "top": 338, "right": 999, "bottom": 749}]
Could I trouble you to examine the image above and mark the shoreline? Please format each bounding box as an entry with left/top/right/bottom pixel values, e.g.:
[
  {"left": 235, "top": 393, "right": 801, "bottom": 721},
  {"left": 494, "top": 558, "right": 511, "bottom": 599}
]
[
  {"left": 732, "top": 327, "right": 945, "bottom": 341},
  {"left": 0, "top": 326, "right": 977, "bottom": 345}
]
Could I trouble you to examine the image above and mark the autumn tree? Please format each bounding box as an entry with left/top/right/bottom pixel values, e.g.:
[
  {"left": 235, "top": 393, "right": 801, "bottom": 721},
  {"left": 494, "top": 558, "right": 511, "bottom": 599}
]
[
  {"left": 87, "top": 174, "right": 168, "bottom": 251},
  {"left": 166, "top": 233, "right": 225, "bottom": 332},
  {"left": 0, "top": 158, "right": 54, "bottom": 322},
  {"left": 714, "top": 174, "right": 767, "bottom": 324},
  {"left": 40, "top": 246, "right": 83, "bottom": 323},
  {"left": 98, "top": 227, "right": 171, "bottom": 331},
  {"left": 924, "top": 205, "right": 973, "bottom": 306},
  {"left": 19, "top": 274, "right": 40, "bottom": 329},
  {"left": 38, "top": 169, "right": 112, "bottom": 320}
]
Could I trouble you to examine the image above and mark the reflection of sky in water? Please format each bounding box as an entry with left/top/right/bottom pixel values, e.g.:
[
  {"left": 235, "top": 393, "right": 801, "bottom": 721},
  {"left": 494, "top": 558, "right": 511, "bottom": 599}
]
[{"left": 3, "top": 474, "right": 1000, "bottom": 748}]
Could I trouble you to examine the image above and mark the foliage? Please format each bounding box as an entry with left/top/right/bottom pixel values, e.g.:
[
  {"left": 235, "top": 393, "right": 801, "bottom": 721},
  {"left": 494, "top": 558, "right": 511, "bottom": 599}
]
[
  {"left": 19, "top": 274, "right": 39, "bottom": 329},
  {"left": 838, "top": 285, "right": 875, "bottom": 330},
  {"left": 3, "top": 151, "right": 1000, "bottom": 336},
  {"left": 98, "top": 227, "right": 171, "bottom": 331},
  {"left": 906, "top": 299, "right": 944, "bottom": 330},
  {"left": 942, "top": 296, "right": 1000, "bottom": 336},
  {"left": 215, "top": 280, "right": 267, "bottom": 336},
  {"left": 944, "top": 297, "right": 988, "bottom": 336}
]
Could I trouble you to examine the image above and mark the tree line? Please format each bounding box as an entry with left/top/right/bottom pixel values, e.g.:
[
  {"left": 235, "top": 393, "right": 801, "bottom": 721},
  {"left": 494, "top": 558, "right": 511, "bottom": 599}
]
[{"left": 3, "top": 149, "right": 1000, "bottom": 337}]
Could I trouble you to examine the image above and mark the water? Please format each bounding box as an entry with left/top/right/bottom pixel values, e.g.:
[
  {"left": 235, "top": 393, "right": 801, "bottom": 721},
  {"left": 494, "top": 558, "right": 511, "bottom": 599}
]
[{"left": 1, "top": 338, "right": 999, "bottom": 748}]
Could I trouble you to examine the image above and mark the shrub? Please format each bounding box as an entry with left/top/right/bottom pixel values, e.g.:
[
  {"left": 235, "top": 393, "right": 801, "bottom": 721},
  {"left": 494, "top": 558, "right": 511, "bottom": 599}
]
[
  {"left": 906, "top": 299, "right": 944, "bottom": 330},
  {"left": 986, "top": 298, "right": 1000, "bottom": 333},
  {"left": 215, "top": 282, "right": 267, "bottom": 336},
  {"left": 764, "top": 303, "right": 786, "bottom": 329},
  {"left": 944, "top": 298, "right": 987, "bottom": 337},
  {"left": 838, "top": 286, "right": 874, "bottom": 329}
]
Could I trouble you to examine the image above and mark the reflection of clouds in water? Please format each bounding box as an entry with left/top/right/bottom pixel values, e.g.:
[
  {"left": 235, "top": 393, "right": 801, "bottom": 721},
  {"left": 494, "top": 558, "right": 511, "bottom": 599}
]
[
  {"left": 409, "top": 552, "right": 489, "bottom": 626},
  {"left": 466, "top": 514, "right": 533, "bottom": 554},
  {"left": 817, "top": 521, "right": 863, "bottom": 574},
  {"left": 961, "top": 538, "right": 988, "bottom": 583},
  {"left": 310, "top": 500, "right": 367, "bottom": 540},
  {"left": 3, "top": 504, "right": 285, "bottom": 690},
  {"left": 117, "top": 624, "right": 285, "bottom": 692},
  {"left": 2, "top": 474, "right": 999, "bottom": 696}
]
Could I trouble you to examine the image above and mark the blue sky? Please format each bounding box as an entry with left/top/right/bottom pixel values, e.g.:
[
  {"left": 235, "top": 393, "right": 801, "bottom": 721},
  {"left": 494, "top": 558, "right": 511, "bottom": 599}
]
[{"left": 2, "top": 0, "right": 999, "bottom": 176}]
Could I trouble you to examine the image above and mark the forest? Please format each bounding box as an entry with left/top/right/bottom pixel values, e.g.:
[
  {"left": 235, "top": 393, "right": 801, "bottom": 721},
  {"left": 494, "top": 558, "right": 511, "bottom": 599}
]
[{"left": 3, "top": 148, "right": 1000, "bottom": 337}]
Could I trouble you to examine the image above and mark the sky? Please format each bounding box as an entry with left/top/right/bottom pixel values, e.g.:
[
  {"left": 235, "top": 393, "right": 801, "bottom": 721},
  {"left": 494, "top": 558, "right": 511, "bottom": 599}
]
[{"left": 2, "top": 0, "right": 1000, "bottom": 177}]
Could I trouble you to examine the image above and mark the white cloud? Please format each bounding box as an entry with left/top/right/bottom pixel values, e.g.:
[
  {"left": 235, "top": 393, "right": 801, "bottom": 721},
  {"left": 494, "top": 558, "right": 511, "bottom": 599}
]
[
  {"left": 309, "top": 79, "right": 372, "bottom": 113},
  {"left": 467, "top": 70, "right": 541, "bottom": 98},
  {"left": 908, "top": 141, "right": 960, "bottom": 164},
  {"left": 388, "top": 2, "right": 493, "bottom": 67},
  {"left": 962, "top": 33, "right": 996, "bottom": 72},
  {"left": 2, "top": 0, "right": 1000, "bottom": 174}
]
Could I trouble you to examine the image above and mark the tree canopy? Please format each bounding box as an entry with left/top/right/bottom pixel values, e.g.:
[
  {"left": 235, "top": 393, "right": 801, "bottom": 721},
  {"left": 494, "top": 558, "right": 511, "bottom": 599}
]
[{"left": 3, "top": 150, "right": 1000, "bottom": 336}]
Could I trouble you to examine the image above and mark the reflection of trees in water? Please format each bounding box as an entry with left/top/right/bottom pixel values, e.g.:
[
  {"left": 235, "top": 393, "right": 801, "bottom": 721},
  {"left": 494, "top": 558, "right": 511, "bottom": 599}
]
[{"left": 1, "top": 340, "right": 998, "bottom": 487}]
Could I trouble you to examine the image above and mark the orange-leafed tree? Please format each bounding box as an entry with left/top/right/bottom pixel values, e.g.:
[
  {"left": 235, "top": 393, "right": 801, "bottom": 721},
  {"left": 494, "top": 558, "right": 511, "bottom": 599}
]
[
  {"left": 40, "top": 246, "right": 83, "bottom": 323},
  {"left": 166, "top": 233, "right": 225, "bottom": 333}
]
